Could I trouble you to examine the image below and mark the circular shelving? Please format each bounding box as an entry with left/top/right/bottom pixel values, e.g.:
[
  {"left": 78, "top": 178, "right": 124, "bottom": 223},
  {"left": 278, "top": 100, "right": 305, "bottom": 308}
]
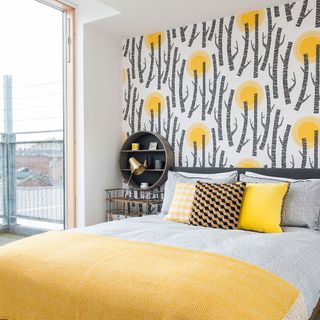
[{"left": 119, "top": 131, "right": 174, "bottom": 190}]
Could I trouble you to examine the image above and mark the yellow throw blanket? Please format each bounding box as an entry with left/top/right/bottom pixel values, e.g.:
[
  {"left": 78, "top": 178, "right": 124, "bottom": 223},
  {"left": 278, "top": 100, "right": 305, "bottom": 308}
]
[{"left": 0, "top": 231, "right": 303, "bottom": 320}]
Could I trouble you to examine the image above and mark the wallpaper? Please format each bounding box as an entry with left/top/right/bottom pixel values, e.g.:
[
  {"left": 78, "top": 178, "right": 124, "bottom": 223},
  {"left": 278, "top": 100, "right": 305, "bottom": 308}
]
[{"left": 122, "top": 0, "right": 320, "bottom": 168}]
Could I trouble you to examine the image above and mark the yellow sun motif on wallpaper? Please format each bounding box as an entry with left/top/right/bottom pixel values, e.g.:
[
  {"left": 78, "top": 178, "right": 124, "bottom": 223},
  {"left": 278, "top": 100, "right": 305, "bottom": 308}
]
[
  {"left": 145, "top": 32, "right": 165, "bottom": 49},
  {"left": 186, "top": 123, "right": 211, "bottom": 148},
  {"left": 236, "top": 158, "right": 262, "bottom": 168},
  {"left": 292, "top": 117, "right": 320, "bottom": 148},
  {"left": 236, "top": 10, "right": 265, "bottom": 32},
  {"left": 236, "top": 81, "right": 263, "bottom": 110},
  {"left": 187, "top": 51, "right": 212, "bottom": 76},
  {"left": 144, "top": 92, "right": 165, "bottom": 116},
  {"left": 294, "top": 31, "right": 320, "bottom": 63},
  {"left": 121, "top": 68, "right": 127, "bottom": 83}
]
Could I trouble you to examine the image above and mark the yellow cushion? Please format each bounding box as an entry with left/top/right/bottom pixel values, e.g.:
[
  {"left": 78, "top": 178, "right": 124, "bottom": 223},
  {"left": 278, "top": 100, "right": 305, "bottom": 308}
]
[
  {"left": 165, "top": 182, "right": 196, "bottom": 223},
  {"left": 238, "top": 182, "right": 289, "bottom": 233}
]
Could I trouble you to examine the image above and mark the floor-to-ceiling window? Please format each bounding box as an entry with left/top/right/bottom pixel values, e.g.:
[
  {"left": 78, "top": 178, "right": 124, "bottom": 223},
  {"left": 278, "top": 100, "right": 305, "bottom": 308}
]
[{"left": 0, "top": 0, "right": 75, "bottom": 232}]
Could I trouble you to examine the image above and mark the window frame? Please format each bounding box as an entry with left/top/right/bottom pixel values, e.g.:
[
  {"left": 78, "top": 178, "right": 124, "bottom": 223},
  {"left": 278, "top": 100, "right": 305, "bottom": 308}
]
[{"left": 37, "top": 0, "right": 76, "bottom": 228}]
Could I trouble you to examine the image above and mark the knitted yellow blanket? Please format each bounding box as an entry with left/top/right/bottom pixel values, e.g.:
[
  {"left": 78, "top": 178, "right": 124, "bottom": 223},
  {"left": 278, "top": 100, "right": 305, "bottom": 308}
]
[{"left": 0, "top": 231, "right": 306, "bottom": 320}]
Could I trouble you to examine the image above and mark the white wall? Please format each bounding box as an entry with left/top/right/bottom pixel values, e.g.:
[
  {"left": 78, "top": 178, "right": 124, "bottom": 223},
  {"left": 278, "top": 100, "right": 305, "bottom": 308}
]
[
  {"left": 74, "top": 2, "right": 120, "bottom": 227},
  {"left": 83, "top": 24, "right": 122, "bottom": 226}
]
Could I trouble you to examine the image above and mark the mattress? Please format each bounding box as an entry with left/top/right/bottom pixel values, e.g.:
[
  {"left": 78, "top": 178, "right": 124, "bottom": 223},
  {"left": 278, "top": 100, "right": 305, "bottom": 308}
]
[{"left": 80, "top": 214, "right": 320, "bottom": 317}]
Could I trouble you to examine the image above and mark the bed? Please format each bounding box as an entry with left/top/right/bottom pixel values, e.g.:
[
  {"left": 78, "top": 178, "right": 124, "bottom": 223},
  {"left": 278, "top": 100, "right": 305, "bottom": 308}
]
[
  {"left": 82, "top": 214, "right": 320, "bottom": 319},
  {"left": 0, "top": 168, "right": 319, "bottom": 320}
]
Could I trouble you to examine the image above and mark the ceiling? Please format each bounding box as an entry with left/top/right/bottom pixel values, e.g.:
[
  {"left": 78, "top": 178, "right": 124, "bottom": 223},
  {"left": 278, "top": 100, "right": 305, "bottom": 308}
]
[{"left": 90, "top": 0, "right": 293, "bottom": 38}]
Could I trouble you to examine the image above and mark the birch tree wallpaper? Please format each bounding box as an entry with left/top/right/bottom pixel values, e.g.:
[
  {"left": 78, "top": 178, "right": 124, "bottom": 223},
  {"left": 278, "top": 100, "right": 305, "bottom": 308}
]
[{"left": 122, "top": 0, "right": 320, "bottom": 168}]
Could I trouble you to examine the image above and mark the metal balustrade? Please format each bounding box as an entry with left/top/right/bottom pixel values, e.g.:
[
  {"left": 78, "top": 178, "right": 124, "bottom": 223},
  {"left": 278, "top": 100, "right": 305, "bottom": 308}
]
[
  {"left": 0, "top": 141, "right": 4, "bottom": 221},
  {"left": 0, "top": 132, "right": 64, "bottom": 226}
]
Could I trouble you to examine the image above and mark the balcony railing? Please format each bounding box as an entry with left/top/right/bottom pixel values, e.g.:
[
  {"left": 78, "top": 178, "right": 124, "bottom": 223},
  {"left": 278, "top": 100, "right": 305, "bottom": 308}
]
[
  {"left": 0, "top": 143, "right": 4, "bottom": 220},
  {"left": 0, "top": 131, "right": 64, "bottom": 227}
]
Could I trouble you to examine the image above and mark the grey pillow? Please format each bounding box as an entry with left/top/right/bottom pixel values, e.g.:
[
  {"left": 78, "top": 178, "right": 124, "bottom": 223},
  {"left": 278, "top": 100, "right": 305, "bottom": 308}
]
[
  {"left": 161, "top": 171, "right": 238, "bottom": 215},
  {"left": 177, "top": 170, "right": 238, "bottom": 179},
  {"left": 239, "top": 174, "right": 320, "bottom": 230},
  {"left": 244, "top": 171, "right": 297, "bottom": 182}
]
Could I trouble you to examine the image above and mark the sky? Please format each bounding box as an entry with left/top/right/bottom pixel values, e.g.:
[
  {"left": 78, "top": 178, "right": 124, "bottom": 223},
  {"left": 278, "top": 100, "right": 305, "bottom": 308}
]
[{"left": 0, "top": 0, "right": 64, "bottom": 139}]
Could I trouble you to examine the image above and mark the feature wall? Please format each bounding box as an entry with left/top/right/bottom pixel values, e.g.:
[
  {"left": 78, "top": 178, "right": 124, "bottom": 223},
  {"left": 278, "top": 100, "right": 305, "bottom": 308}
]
[{"left": 122, "top": 0, "right": 320, "bottom": 168}]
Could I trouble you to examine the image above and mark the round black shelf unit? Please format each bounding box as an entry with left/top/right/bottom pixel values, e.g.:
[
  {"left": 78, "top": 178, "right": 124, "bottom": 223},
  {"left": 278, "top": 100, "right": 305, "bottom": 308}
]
[{"left": 119, "top": 131, "right": 174, "bottom": 190}]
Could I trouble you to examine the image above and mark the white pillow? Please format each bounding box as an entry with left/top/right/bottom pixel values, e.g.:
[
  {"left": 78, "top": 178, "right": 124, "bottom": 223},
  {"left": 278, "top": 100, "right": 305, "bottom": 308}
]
[{"left": 161, "top": 171, "right": 238, "bottom": 215}]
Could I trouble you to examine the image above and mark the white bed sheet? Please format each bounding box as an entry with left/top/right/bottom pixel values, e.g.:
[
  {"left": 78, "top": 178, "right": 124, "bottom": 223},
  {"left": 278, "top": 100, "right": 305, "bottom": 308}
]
[{"left": 79, "top": 215, "right": 320, "bottom": 317}]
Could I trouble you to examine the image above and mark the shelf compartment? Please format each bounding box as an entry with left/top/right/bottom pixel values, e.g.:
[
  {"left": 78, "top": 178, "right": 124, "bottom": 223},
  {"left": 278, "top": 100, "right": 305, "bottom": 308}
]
[{"left": 121, "top": 149, "right": 165, "bottom": 153}]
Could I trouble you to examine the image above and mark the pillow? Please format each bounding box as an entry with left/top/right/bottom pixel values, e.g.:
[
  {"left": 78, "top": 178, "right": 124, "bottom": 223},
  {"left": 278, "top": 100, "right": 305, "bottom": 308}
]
[
  {"left": 164, "top": 182, "right": 196, "bottom": 223},
  {"left": 178, "top": 170, "right": 238, "bottom": 180},
  {"left": 238, "top": 182, "right": 289, "bottom": 233},
  {"left": 189, "top": 182, "right": 246, "bottom": 230},
  {"left": 240, "top": 174, "right": 320, "bottom": 230},
  {"left": 244, "top": 171, "right": 297, "bottom": 182},
  {"left": 161, "top": 171, "right": 238, "bottom": 215}
]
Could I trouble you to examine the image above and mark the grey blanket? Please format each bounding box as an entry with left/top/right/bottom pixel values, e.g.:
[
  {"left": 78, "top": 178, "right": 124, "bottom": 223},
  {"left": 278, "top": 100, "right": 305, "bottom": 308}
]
[{"left": 80, "top": 215, "right": 320, "bottom": 317}]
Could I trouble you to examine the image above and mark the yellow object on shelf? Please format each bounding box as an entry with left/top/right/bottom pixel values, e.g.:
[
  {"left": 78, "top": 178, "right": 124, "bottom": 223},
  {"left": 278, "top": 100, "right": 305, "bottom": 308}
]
[{"left": 131, "top": 143, "right": 140, "bottom": 150}]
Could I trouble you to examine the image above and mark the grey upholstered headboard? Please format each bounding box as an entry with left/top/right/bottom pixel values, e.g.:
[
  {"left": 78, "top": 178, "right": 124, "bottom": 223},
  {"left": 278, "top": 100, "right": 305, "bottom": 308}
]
[{"left": 172, "top": 167, "right": 320, "bottom": 179}]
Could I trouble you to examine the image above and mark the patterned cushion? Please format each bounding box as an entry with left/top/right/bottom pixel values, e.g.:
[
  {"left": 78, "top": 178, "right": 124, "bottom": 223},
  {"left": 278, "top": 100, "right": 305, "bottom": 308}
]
[
  {"left": 165, "top": 182, "right": 196, "bottom": 223},
  {"left": 190, "top": 182, "right": 246, "bottom": 229},
  {"left": 161, "top": 171, "right": 238, "bottom": 215}
]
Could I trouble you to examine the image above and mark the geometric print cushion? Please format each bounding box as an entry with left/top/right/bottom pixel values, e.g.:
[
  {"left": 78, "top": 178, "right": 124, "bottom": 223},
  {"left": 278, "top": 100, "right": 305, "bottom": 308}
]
[
  {"left": 189, "top": 182, "right": 246, "bottom": 230},
  {"left": 165, "top": 182, "right": 196, "bottom": 224}
]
